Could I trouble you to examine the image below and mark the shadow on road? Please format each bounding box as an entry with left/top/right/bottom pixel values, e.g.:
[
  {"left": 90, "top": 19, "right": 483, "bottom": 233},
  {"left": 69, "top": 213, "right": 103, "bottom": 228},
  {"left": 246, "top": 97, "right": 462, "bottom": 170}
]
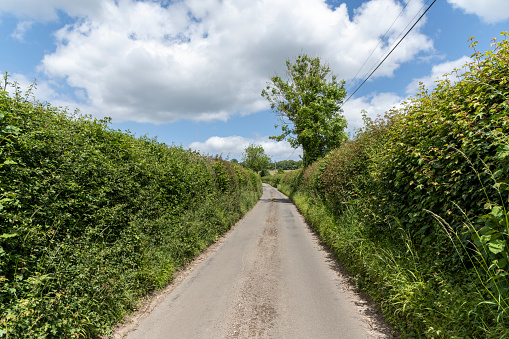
[{"left": 260, "top": 197, "right": 293, "bottom": 204}]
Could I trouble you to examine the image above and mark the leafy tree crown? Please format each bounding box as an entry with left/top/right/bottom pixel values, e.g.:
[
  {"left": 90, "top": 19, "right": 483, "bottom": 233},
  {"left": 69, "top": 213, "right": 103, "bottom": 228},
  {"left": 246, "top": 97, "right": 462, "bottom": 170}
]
[
  {"left": 261, "top": 54, "right": 347, "bottom": 166},
  {"left": 242, "top": 143, "right": 271, "bottom": 172}
]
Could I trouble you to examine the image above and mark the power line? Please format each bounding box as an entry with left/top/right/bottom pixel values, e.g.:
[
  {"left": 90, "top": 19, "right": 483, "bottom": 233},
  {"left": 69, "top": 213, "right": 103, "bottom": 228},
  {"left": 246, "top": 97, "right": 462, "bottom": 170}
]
[
  {"left": 346, "top": 0, "right": 428, "bottom": 94},
  {"left": 357, "top": 0, "right": 432, "bottom": 85},
  {"left": 342, "top": 0, "right": 437, "bottom": 107},
  {"left": 345, "top": 0, "right": 413, "bottom": 93}
]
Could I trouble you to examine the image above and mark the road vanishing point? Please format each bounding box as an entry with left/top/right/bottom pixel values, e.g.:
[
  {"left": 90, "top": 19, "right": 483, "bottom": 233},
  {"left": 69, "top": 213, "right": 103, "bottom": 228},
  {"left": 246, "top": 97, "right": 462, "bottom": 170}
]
[{"left": 120, "top": 184, "right": 392, "bottom": 338}]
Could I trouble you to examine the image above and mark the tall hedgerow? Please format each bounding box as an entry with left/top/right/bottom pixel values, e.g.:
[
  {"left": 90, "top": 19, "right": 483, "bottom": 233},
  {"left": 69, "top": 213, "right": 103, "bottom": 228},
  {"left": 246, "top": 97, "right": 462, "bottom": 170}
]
[
  {"left": 0, "top": 75, "right": 262, "bottom": 338},
  {"left": 264, "top": 32, "right": 509, "bottom": 337},
  {"left": 377, "top": 33, "right": 509, "bottom": 271}
]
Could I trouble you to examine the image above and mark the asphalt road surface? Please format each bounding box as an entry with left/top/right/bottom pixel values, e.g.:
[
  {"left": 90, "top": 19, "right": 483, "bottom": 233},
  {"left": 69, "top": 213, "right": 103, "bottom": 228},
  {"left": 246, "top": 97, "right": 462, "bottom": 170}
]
[{"left": 123, "top": 184, "right": 390, "bottom": 338}]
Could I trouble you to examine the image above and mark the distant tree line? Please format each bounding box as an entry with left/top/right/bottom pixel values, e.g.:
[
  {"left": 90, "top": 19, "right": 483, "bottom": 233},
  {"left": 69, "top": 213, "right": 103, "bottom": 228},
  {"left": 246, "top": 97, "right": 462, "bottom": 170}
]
[{"left": 270, "top": 159, "right": 302, "bottom": 171}]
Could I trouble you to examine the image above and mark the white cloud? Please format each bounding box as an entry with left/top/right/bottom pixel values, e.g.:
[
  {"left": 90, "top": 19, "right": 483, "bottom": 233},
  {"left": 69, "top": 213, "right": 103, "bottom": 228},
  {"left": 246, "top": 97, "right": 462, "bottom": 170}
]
[
  {"left": 447, "top": 0, "right": 509, "bottom": 23},
  {"left": 188, "top": 136, "right": 302, "bottom": 161},
  {"left": 188, "top": 52, "right": 475, "bottom": 159},
  {"left": 10, "top": 20, "right": 33, "bottom": 41},
  {"left": 342, "top": 92, "right": 403, "bottom": 132},
  {"left": 3, "top": 0, "right": 433, "bottom": 124},
  {"left": 5, "top": 73, "right": 91, "bottom": 114},
  {"left": 405, "top": 56, "right": 472, "bottom": 94},
  {"left": 341, "top": 55, "right": 473, "bottom": 133},
  {"left": 0, "top": 0, "right": 104, "bottom": 21},
  {"left": 190, "top": 91, "right": 404, "bottom": 157}
]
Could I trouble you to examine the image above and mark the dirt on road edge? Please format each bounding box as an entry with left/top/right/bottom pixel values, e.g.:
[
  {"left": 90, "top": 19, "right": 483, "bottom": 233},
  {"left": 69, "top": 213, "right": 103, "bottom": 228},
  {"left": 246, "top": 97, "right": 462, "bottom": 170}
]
[
  {"left": 105, "top": 203, "right": 259, "bottom": 339},
  {"left": 107, "top": 185, "right": 396, "bottom": 338}
]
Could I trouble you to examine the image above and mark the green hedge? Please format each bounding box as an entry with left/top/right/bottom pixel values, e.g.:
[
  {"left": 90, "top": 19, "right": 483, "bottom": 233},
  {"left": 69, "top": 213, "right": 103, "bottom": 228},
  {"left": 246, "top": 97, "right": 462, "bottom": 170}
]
[
  {"left": 0, "top": 79, "right": 262, "bottom": 338},
  {"left": 264, "top": 33, "right": 509, "bottom": 337}
]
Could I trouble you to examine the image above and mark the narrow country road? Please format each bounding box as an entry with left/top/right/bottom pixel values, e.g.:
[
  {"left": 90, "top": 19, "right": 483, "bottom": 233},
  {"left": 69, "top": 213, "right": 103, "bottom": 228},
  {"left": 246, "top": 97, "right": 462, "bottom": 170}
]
[{"left": 121, "top": 184, "right": 391, "bottom": 338}]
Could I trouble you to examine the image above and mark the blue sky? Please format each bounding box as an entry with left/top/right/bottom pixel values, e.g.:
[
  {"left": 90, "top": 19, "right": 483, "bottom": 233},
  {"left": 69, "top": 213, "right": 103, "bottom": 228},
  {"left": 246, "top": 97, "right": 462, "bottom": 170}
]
[{"left": 1, "top": 0, "right": 508, "bottom": 161}]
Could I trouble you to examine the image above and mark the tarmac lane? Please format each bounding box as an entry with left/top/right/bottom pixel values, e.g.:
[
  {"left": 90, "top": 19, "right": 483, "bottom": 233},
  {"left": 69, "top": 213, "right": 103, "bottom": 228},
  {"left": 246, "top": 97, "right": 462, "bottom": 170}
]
[{"left": 122, "top": 184, "right": 391, "bottom": 338}]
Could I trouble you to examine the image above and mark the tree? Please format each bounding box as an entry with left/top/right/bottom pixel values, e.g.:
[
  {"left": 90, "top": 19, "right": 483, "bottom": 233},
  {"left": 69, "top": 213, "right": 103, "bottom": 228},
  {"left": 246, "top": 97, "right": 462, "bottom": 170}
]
[
  {"left": 270, "top": 159, "right": 302, "bottom": 170},
  {"left": 242, "top": 144, "right": 271, "bottom": 173},
  {"left": 261, "top": 54, "right": 348, "bottom": 167}
]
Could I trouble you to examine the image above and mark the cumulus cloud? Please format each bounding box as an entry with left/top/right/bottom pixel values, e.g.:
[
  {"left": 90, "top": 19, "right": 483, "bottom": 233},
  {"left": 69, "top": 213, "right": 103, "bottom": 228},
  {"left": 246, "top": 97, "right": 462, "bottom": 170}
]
[
  {"left": 447, "top": 0, "right": 509, "bottom": 23},
  {"left": 4, "top": 73, "right": 94, "bottom": 115},
  {"left": 2, "top": 0, "right": 433, "bottom": 124},
  {"left": 342, "top": 92, "right": 403, "bottom": 132},
  {"left": 405, "top": 56, "right": 472, "bottom": 94},
  {"left": 341, "top": 55, "right": 473, "bottom": 132},
  {"left": 0, "top": 0, "right": 104, "bottom": 21},
  {"left": 10, "top": 20, "right": 33, "bottom": 41},
  {"left": 341, "top": 55, "right": 475, "bottom": 134},
  {"left": 188, "top": 136, "right": 302, "bottom": 161}
]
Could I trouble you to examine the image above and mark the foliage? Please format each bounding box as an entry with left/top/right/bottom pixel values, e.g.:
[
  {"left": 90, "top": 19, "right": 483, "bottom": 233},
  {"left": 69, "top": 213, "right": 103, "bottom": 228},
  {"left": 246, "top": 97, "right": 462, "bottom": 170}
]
[
  {"left": 241, "top": 143, "right": 271, "bottom": 173},
  {"left": 0, "top": 75, "right": 262, "bottom": 338},
  {"left": 376, "top": 33, "right": 509, "bottom": 280},
  {"left": 261, "top": 54, "right": 348, "bottom": 167},
  {"left": 263, "top": 32, "right": 509, "bottom": 337},
  {"left": 259, "top": 168, "right": 270, "bottom": 177},
  {"left": 271, "top": 159, "right": 302, "bottom": 171}
]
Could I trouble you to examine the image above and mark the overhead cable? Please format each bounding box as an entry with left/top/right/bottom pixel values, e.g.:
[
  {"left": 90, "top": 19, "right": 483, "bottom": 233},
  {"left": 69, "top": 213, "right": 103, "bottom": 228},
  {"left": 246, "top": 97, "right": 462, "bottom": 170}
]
[
  {"left": 341, "top": 0, "right": 437, "bottom": 107},
  {"left": 345, "top": 0, "right": 413, "bottom": 93}
]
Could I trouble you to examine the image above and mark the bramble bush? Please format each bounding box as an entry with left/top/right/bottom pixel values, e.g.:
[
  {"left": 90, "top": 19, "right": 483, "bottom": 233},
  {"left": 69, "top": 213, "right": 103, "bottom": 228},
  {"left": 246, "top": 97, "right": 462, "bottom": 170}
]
[
  {"left": 264, "top": 32, "right": 509, "bottom": 337},
  {"left": 0, "top": 75, "right": 262, "bottom": 338}
]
